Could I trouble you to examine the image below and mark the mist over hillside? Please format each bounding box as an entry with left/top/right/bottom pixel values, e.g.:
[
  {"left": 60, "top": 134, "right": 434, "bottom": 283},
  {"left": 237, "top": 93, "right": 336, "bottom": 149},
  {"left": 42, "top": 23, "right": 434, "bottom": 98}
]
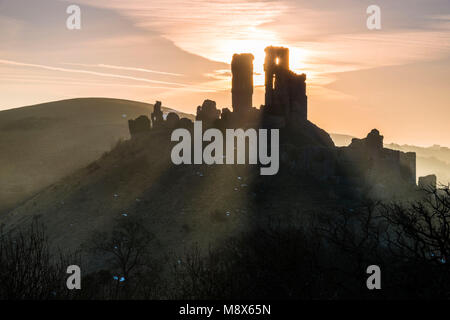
[
  {"left": 0, "top": 98, "right": 194, "bottom": 215},
  {"left": 385, "top": 143, "right": 450, "bottom": 165}
]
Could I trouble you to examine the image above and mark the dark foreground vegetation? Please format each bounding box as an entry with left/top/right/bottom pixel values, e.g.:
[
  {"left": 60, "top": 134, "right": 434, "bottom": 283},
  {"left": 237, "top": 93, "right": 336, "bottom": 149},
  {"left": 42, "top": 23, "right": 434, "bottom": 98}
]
[{"left": 1, "top": 187, "right": 449, "bottom": 300}]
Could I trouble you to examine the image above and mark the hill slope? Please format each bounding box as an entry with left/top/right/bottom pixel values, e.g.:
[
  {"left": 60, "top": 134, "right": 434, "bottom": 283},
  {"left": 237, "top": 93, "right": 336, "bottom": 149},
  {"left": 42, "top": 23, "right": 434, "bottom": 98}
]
[
  {"left": 1, "top": 128, "right": 339, "bottom": 273},
  {"left": 0, "top": 98, "right": 193, "bottom": 214}
]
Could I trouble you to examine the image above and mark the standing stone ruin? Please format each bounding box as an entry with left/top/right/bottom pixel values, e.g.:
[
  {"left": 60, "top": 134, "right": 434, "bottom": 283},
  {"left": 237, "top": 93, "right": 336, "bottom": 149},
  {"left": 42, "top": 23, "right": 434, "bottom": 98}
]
[
  {"left": 151, "top": 101, "right": 164, "bottom": 128},
  {"left": 263, "top": 46, "right": 307, "bottom": 123},
  {"left": 231, "top": 53, "right": 254, "bottom": 114}
]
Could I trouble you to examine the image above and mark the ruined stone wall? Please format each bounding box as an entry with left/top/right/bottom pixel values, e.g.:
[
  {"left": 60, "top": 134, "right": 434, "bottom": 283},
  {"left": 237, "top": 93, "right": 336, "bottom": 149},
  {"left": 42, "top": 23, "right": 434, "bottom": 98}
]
[
  {"left": 128, "top": 115, "right": 150, "bottom": 137},
  {"left": 336, "top": 129, "right": 417, "bottom": 190},
  {"left": 196, "top": 99, "right": 221, "bottom": 126},
  {"left": 399, "top": 151, "right": 416, "bottom": 185},
  {"left": 418, "top": 174, "right": 437, "bottom": 189}
]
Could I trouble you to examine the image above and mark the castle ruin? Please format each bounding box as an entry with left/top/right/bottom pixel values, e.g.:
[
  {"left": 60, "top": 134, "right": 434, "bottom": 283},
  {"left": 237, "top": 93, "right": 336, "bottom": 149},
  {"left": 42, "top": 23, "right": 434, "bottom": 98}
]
[
  {"left": 337, "top": 129, "right": 417, "bottom": 190},
  {"left": 127, "top": 45, "right": 426, "bottom": 196},
  {"left": 263, "top": 46, "right": 307, "bottom": 123},
  {"left": 229, "top": 47, "right": 308, "bottom": 128}
]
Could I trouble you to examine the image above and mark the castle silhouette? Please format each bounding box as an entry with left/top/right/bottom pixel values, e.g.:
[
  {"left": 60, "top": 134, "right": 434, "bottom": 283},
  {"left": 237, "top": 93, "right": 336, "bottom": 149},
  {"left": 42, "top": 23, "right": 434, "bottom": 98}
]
[{"left": 128, "top": 46, "right": 428, "bottom": 197}]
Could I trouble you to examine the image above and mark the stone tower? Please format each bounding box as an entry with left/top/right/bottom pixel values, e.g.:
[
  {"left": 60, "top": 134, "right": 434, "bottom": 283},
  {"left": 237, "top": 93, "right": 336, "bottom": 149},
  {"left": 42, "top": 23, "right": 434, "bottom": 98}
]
[
  {"left": 231, "top": 53, "right": 254, "bottom": 113},
  {"left": 151, "top": 101, "right": 164, "bottom": 128}
]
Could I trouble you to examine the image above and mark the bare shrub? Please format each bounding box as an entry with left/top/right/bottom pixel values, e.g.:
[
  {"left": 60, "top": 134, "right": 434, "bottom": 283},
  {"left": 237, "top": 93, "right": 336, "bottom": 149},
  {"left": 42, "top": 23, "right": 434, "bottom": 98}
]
[
  {"left": 0, "top": 220, "right": 79, "bottom": 300},
  {"left": 87, "top": 216, "right": 157, "bottom": 299}
]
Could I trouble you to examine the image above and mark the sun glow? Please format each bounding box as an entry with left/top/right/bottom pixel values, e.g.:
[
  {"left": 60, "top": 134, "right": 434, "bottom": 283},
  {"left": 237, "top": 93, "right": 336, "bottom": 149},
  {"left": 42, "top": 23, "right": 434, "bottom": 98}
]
[{"left": 217, "top": 37, "right": 312, "bottom": 87}]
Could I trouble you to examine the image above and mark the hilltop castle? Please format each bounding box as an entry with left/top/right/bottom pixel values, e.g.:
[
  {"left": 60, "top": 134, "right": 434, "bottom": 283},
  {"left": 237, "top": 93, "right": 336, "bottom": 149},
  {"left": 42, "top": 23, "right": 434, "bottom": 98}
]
[{"left": 128, "top": 46, "right": 424, "bottom": 196}]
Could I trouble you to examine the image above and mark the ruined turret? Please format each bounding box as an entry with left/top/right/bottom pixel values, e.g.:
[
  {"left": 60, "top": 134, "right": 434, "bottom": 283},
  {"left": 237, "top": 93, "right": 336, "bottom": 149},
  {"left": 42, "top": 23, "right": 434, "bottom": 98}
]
[
  {"left": 349, "top": 129, "right": 383, "bottom": 151},
  {"left": 263, "top": 46, "right": 307, "bottom": 123},
  {"left": 196, "top": 99, "right": 220, "bottom": 126},
  {"left": 151, "top": 101, "right": 164, "bottom": 128},
  {"left": 231, "top": 53, "right": 254, "bottom": 114}
]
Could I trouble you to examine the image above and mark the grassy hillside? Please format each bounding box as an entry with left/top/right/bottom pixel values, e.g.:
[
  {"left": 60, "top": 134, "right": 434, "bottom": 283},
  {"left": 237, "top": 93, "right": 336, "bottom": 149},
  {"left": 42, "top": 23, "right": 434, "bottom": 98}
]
[
  {"left": 1, "top": 127, "right": 340, "bottom": 274},
  {"left": 0, "top": 98, "right": 194, "bottom": 215},
  {"left": 2, "top": 115, "right": 445, "bottom": 298},
  {"left": 1, "top": 128, "right": 448, "bottom": 299}
]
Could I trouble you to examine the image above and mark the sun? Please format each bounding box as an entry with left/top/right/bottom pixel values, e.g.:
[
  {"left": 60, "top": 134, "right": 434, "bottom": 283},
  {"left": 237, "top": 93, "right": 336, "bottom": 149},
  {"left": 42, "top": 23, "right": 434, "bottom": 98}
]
[
  {"left": 199, "top": 26, "right": 313, "bottom": 89},
  {"left": 219, "top": 38, "right": 311, "bottom": 86}
]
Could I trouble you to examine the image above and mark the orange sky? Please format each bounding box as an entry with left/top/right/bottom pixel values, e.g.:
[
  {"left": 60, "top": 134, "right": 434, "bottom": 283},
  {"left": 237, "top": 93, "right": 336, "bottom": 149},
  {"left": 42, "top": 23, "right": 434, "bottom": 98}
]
[{"left": 1, "top": 0, "right": 449, "bottom": 146}]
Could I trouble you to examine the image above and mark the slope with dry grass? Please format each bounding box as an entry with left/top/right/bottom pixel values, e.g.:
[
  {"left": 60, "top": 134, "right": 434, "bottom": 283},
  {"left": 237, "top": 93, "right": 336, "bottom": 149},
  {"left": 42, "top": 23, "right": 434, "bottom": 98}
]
[{"left": 0, "top": 98, "right": 193, "bottom": 215}]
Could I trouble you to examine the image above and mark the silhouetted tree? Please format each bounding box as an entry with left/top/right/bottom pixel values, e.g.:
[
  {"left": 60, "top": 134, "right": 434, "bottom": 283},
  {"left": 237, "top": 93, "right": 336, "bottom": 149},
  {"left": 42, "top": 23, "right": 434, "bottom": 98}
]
[
  {"left": 0, "top": 219, "right": 77, "bottom": 300},
  {"left": 88, "top": 216, "right": 155, "bottom": 299},
  {"left": 90, "top": 216, "right": 153, "bottom": 280}
]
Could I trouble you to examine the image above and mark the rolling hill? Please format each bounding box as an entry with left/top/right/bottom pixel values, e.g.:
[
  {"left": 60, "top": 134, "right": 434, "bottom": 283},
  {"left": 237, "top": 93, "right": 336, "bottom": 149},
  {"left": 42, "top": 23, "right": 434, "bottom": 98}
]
[
  {"left": 1, "top": 126, "right": 337, "bottom": 274},
  {"left": 0, "top": 98, "right": 194, "bottom": 215}
]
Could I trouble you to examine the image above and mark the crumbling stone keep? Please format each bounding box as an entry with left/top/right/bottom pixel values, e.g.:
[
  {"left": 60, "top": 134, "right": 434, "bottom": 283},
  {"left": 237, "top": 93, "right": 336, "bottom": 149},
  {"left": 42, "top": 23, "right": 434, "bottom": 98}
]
[
  {"left": 151, "top": 101, "right": 164, "bottom": 128},
  {"left": 196, "top": 99, "right": 220, "bottom": 125},
  {"left": 264, "top": 46, "right": 307, "bottom": 122},
  {"left": 231, "top": 53, "right": 254, "bottom": 114},
  {"left": 349, "top": 129, "right": 383, "bottom": 150}
]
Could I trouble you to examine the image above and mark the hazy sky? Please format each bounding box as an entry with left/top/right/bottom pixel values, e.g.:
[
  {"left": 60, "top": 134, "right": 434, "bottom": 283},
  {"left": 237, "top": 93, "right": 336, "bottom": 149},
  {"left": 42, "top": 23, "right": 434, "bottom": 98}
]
[{"left": 1, "top": 0, "right": 449, "bottom": 146}]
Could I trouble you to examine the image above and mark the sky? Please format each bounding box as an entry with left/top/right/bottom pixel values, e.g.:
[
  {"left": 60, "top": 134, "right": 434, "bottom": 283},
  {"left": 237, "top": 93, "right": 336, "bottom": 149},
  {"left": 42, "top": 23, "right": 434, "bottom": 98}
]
[{"left": 0, "top": 0, "right": 449, "bottom": 146}]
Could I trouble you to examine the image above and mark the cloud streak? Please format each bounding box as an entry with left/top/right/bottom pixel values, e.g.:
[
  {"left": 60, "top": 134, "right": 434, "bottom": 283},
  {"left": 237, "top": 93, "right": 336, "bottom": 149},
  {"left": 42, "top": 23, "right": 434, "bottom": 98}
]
[
  {"left": 0, "top": 59, "right": 220, "bottom": 93},
  {"left": 0, "top": 59, "right": 189, "bottom": 87},
  {"left": 62, "top": 62, "right": 184, "bottom": 77}
]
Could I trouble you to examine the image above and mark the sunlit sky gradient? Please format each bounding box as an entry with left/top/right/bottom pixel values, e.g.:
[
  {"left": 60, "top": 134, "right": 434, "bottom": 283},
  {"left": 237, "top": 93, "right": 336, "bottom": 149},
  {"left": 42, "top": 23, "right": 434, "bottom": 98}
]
[{"left": 1, "top": 0, "right": 449, "bottom": 146}]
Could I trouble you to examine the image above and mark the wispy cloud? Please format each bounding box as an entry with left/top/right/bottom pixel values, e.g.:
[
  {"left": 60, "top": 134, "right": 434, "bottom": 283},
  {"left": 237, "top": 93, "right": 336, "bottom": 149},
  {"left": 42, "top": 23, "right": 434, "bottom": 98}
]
[
  {"left": 0, "top": 59, "right": 189, "bottom": 87},
  {"left": 73, "top": 0, "right": 450, "bottom": 84},
  {"left": 0, "top": 59, "right": 219, "bottom": 93},
  {"left": 62, "top": 62, "right": 184, "bottom": 77},
  {"left": 74, "top": 0, "right": 287, "bottom": 67},
  {"left": 0, "top": 76, "right": 180, "bottom": 90}
]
